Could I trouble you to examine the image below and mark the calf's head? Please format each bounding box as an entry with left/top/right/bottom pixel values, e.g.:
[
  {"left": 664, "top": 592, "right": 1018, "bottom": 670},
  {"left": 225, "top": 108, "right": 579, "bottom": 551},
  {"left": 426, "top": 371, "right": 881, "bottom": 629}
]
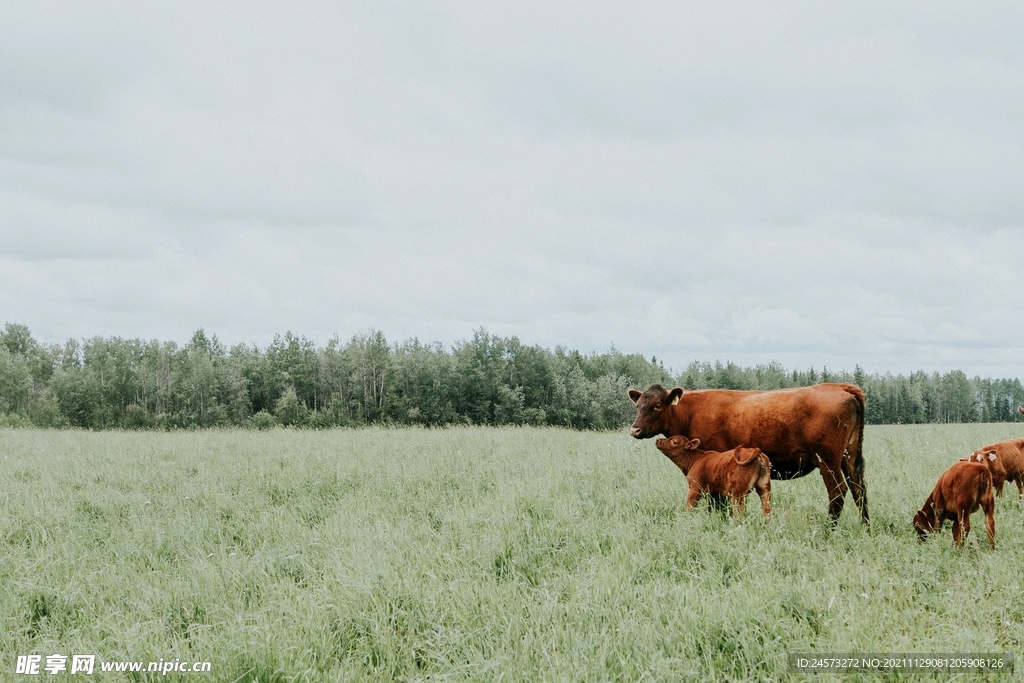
[
  {"left": 655, "top": 435, "right": 700, "bottom": 457},
  {"left": 627, "top": 384, "right": 683, "bottom": 438},
  {"left": 912, "top": 508, "right": 935, "bottom": 541}
]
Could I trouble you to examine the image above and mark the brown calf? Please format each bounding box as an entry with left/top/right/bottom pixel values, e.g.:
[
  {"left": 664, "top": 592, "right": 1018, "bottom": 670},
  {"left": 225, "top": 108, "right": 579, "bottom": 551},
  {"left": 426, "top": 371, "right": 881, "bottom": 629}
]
[
  {"left": 961, "top": 439, "right": 1024, "bottom": 498},
  {"left": 655, "top": 436, "right": 772, "bottom": 517},
  {"left": 913, "top": 461, "right": 995, "bottom": 548}
]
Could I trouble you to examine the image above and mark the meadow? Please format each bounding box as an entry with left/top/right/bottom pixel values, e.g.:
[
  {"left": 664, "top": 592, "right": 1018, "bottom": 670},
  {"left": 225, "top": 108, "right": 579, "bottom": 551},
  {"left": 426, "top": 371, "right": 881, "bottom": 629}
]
[{"left": 2, "top": 424, "right": 1023, "bottom": 682}]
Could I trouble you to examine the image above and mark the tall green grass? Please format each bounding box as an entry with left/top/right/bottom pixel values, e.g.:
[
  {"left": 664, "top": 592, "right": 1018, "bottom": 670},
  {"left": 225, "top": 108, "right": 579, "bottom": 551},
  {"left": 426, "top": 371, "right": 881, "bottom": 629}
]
[{"left": 2, "top": 425, "right": 1023, "bottom": 681}]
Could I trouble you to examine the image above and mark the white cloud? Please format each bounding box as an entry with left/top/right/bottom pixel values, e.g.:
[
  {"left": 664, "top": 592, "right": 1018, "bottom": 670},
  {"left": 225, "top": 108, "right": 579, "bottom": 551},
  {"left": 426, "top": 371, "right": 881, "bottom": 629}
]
[
  {"left": 732, "top": 309, "right": 831, "bottom": 348},
  {"left": 0, "top": 1, "right": 1022, "bottom": 378}
]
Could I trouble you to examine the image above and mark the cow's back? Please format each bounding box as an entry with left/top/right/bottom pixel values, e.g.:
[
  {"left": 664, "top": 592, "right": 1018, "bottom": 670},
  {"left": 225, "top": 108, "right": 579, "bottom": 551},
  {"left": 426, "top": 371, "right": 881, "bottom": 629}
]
[{"left": 678, "top": 384, "right": 862, "bottom": 477}]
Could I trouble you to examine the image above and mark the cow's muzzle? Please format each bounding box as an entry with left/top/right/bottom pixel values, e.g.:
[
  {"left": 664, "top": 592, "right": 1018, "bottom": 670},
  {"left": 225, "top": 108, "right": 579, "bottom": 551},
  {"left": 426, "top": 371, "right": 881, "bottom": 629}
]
[{"left": 629, "top": 426, "right": 643, "bottom": 438}]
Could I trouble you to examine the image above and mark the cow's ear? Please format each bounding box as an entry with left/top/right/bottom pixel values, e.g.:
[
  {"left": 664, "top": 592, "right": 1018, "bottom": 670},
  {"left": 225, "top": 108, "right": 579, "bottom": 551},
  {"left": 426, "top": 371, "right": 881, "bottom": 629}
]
[
  {"left": 628, "top": 389, "right": 642, "bottom": 404},
  {"left": 667, "top": 387, "right": 683, "bottom": 406},
  {"left": 988, "top": 451, "right": 997, "bottom": 461},
  {"left": 685, "top": 438, "right": 700, "bottom": 449}
]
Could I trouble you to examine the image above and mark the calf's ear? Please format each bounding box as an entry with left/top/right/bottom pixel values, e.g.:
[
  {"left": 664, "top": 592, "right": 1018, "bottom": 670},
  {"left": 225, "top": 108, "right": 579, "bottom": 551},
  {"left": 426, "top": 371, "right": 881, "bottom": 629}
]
[
  {"left": 667, "top": 387, "right": 683, "bottom": 405},
  {"left": 628, "top": 389, "right": 642, "bottom": 404},
  {"left": 685, "top": 438, "right": 700, "bottom": 449}
]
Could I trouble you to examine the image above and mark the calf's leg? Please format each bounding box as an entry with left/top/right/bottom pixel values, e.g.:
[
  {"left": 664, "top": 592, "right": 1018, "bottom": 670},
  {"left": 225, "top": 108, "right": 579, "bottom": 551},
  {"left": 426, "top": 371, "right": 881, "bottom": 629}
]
[
  {"left": 982, "top": 487, "right": 996, "bottom": 548},
  {"left": 952, "top": 513, "right": 971, "bottom": 548},
  {"left": 755, "top": 469, "right": 771, "bottom": 518},
  {"left": 758, "top": 486, "right": 771, "bottom": 518},
  {"left": 731, "top": 491, "right": 747, "bottom": 517},
  {"left": 685, "top": 486, "right": 703, "bottom": 511}
]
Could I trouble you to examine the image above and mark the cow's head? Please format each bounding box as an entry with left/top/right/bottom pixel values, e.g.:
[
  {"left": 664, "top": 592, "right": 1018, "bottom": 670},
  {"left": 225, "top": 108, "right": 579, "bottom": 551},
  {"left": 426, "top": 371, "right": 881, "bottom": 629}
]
[
  {"left": 654, "top": 435, "right": 699, "bottom": 455},
  {"left": 627, "top": 384, "right": 683, "bottom": 439}
]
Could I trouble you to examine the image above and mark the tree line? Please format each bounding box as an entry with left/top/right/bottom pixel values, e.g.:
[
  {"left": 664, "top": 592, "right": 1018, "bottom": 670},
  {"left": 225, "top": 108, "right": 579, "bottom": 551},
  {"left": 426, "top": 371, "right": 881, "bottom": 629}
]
[{"left": 1, "top": 323, "right": 1021, "bottom": 430}]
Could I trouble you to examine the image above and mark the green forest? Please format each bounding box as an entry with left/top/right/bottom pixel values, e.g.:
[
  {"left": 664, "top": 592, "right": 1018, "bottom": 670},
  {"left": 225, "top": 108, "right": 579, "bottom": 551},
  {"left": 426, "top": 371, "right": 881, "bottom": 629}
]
[{"left": 0, "top": 322, "right": 1021, "bottom": 430}]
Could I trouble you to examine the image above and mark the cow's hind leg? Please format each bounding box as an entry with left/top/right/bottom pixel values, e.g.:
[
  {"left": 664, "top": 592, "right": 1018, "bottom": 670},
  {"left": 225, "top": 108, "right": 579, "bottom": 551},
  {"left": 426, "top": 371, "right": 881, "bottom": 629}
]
[
  {"left": 817, "top": 455, "right": 848, "bottom": 523},
  {"left": 842, "top": 445, "right": 870, "bottom": 525}
]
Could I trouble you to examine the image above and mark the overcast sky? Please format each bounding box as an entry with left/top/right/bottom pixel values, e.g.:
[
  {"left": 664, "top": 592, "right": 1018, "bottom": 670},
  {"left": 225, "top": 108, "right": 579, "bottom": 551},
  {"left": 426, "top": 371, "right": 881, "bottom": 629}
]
[{"left": 2, "top": 2, "right": 1022, "bottom": 378}]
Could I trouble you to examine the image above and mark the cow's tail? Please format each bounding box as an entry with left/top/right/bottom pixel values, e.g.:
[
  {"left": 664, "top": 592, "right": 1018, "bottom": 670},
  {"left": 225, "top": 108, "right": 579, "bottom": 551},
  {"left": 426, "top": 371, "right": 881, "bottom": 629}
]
[{"left": 837, "top": 383, "right": 869, "bottom": 524}]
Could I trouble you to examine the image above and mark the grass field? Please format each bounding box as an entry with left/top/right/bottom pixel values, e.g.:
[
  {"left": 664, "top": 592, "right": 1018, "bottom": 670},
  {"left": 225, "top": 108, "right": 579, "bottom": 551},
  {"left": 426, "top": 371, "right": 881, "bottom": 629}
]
[{"left": 2, "top": 424, "right": 1024, "bottom": 681}]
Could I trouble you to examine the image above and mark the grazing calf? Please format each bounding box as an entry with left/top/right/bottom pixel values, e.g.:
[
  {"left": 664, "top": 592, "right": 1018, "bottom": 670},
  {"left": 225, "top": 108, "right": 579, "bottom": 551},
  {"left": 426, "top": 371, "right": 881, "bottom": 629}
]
[
  {"left": 913, "top": 461, "right": 995, "bottom": 548},
  {"left": 961, "top": 439, "right": 1024, "bottom": 498},
  {"left": 655, "top": 436, "right": 772, "bottom": 517}
]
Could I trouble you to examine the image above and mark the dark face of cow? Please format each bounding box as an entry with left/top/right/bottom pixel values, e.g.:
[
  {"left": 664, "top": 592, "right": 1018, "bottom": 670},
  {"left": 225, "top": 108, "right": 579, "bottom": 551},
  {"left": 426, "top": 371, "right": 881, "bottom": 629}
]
[{"left": 627, "top": 384, "right": 683, "bottom": 439}]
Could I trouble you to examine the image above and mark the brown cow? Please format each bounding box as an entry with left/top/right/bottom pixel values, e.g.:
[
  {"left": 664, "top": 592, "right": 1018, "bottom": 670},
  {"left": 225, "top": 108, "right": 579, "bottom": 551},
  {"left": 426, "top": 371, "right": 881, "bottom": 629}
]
[
  {"left": 655, "top": 436, "right": 771, "bottom": 517},
  {"left": 628, "top": 383, "right": 867, "bottom": 523},
  {"left": 961, "top": 439, "right": 1024, "bottom": 498},
  {"left": 913, "top": 460, "right": 995, "bottom": 548}
]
